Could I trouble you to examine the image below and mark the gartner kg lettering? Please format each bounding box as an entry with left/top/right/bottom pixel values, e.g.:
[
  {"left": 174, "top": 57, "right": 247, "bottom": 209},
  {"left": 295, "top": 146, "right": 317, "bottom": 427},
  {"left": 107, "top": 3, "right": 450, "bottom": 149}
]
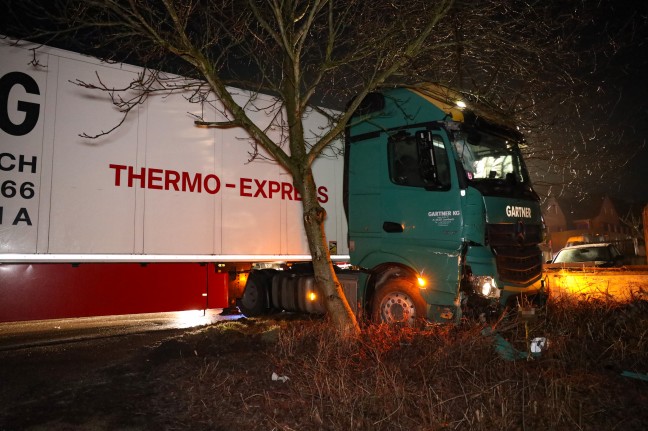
[
  {"left": 108, "top": 164, "right": 329, "bottom": 203},
  {"left": 428, "top": 210, "right": 460, "bottom": 217}
]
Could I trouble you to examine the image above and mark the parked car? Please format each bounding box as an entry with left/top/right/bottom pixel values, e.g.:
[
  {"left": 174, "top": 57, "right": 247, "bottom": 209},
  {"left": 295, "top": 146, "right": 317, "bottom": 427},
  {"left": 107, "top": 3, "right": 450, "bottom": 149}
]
[{"left": 548, "top": 243, "right": 624, "bottom": 267}]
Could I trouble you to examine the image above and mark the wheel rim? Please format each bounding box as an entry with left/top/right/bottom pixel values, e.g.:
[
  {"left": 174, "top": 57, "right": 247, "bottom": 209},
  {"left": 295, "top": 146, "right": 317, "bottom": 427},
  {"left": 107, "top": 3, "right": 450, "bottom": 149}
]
[{"left": 380, "top": 291, "right": 417, "bottom": 324}]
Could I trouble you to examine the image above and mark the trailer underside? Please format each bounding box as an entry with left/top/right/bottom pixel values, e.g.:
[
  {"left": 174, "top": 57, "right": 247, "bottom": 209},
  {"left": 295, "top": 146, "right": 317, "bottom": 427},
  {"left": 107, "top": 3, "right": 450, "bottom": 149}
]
[{"left": 0, "top": 263, "right": 230, "bottom": 322}]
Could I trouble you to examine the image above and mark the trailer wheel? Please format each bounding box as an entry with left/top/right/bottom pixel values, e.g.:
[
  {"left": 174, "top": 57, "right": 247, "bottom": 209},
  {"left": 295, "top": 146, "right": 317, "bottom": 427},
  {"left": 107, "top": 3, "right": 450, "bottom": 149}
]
[
  {"left": 372, "top": 279, "right": 426, "bottom": 325},
  {"left": 238, "top": 271, "right": 272, "bottom": 317}
]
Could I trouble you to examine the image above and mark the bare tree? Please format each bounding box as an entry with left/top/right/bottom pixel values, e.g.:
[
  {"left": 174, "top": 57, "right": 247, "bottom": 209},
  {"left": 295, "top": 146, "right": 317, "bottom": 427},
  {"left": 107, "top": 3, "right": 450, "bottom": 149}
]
[
  {"left": 426, "top": 1, "right": 648, "bottom": 203},
  {"left": 6, "top": 0, "right": 642, "bottom": 333},
  {"left": 8, "top": 0, "right": 466, "bottom": 335}
]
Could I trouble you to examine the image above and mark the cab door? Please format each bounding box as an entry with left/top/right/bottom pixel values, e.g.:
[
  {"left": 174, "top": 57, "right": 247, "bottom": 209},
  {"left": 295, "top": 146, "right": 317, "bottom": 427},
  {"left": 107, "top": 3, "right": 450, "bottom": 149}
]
[{"left": 380, "top": 128, "right": 464, "bottom": 292}]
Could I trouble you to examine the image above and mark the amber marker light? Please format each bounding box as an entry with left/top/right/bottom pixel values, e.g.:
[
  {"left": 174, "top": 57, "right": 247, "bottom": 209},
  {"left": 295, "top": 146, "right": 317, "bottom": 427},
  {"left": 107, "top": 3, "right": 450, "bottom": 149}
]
[
  {"left": 417, "top": 276, "right": 427, "bottom": 288},
  {"left": 308, "top": 291, "right": 317, "bottom": 301}
]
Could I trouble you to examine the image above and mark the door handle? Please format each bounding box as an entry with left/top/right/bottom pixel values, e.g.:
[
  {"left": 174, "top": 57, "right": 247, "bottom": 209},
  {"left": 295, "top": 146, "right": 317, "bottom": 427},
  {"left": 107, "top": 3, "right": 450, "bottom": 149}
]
[{"left": 383, "top": 221, "right": 404, "bottom": 233}]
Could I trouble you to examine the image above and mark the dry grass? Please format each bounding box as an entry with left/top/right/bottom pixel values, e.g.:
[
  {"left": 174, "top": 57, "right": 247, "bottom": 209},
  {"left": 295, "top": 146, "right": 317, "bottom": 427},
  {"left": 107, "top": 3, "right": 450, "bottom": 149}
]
[
  {"left": 3, "top": 299, "right": 646, "bottom": 430},
  {"left": 146, "top": 298, "right": 648, "bottom": 431}
]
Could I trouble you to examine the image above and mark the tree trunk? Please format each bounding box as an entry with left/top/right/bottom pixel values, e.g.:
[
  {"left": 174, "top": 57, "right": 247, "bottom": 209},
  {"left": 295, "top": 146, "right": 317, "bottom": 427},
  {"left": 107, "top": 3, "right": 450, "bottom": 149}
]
[{"left": 297, "top": 167, "right": 360, "bottom": 337}]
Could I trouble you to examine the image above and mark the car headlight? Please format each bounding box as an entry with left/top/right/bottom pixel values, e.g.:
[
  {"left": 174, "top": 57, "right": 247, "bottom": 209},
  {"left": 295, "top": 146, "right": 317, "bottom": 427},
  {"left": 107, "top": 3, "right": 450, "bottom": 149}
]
[{"left": 471, "top": 275, "right": 500, "bottom": 299}]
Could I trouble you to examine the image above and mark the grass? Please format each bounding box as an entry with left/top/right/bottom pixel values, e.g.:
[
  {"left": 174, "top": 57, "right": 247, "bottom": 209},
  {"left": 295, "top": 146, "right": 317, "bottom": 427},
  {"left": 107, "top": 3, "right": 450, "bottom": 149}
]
[
  {"left": 3, "top": 297, "right": 646, "bottom": 430},
  {"left": 149, "top": 297, "right": 648, "bottom": 430}
]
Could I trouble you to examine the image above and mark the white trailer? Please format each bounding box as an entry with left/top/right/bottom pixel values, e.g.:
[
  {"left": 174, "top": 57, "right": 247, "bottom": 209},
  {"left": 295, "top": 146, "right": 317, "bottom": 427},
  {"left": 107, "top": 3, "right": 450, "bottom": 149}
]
[{"left": 0, "top": 38, "right": 347, "bottom": 322}]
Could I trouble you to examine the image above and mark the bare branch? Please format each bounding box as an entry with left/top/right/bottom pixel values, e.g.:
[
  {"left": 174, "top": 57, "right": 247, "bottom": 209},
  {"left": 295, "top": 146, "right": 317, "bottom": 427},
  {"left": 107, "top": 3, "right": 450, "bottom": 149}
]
[{"left": 192, "top": 120, "right": 241, "bottom": 128}]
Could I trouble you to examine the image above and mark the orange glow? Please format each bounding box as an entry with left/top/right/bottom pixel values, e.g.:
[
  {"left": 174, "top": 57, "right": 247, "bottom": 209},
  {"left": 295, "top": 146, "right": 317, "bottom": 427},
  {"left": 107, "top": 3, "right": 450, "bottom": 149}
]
[
  {"left": 308, "top": 291, "right": 317, "bottom": 301},
  {"left": 544, "top": 269, "right": 648, "bottom": 302},
  {"left": 417, "top": 277, "right": 427, "bottom": 288}
]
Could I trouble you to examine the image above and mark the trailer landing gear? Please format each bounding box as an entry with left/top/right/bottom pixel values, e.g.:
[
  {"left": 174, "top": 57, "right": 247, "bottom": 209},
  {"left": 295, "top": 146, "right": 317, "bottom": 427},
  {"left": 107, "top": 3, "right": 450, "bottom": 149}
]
[{"left": 237, "top": 271, "right": 274, "bottom": 317}]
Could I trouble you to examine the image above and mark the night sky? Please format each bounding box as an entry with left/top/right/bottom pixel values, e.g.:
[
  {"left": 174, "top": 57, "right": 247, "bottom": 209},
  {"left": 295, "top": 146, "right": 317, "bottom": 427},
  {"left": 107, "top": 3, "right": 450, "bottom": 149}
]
[{"left": 592, "top": 2, "right": 648, "bottom": 203}]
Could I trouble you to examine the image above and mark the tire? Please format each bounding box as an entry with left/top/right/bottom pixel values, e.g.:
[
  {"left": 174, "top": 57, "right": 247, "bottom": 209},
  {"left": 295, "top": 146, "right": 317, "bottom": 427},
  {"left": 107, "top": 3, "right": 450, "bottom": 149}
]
[
  {"left": 238, "top": 271, "right": 272, "bottom": 317},
  {"left": 371, "top": 279, "right": 427, "bottom": 325}
]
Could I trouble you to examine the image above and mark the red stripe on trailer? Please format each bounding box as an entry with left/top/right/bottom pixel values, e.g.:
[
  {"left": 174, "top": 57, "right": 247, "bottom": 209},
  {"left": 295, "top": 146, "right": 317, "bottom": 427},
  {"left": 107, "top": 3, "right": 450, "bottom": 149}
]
[{"left": 0, "top": 263, "right": 228, "bottom": 323}]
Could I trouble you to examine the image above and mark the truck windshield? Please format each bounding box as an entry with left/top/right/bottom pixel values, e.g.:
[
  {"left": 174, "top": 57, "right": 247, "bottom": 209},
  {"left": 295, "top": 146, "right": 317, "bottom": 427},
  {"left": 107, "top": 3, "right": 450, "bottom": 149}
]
[{"left": 452, "top": 129, "right": 535, "bottom": 198}]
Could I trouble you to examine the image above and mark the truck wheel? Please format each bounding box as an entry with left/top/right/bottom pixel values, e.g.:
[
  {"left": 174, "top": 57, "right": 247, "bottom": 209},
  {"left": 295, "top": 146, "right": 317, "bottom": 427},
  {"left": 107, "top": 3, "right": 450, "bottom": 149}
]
[
  {"left": 238, "top": 272, "right": 272, "bottom": 317},
  {"left": 372, "top": 279, "right": 426, "bottom": 325}
]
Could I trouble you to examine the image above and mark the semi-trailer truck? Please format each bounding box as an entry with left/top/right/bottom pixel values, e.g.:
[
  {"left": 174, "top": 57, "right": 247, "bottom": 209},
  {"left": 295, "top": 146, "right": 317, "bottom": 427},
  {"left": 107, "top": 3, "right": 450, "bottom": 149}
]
[{"left": 0, "top": 38, "right": 544, "bottom": 324}]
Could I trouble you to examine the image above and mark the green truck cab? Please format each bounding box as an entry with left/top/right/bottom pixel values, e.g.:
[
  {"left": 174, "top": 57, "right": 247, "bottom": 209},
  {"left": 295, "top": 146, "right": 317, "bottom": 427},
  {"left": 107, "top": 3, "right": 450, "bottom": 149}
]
[
  {"left": 238, "top": 84, "right": 544, "bottom": 324},
  {"left": 346, "top": 84, "right": 544, "bottom": 323}
]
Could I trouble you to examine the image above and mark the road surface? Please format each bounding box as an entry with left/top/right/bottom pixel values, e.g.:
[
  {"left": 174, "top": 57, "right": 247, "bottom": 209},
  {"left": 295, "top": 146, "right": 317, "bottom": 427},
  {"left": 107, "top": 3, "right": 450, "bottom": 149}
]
[{"left": 0, "top": 309, "right": 240, "bottom": 351}]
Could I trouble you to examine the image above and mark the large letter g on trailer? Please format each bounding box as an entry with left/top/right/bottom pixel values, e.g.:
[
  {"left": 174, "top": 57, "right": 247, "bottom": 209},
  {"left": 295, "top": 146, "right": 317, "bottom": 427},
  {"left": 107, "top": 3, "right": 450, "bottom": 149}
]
[{"left": 0, "top": 72, "right": 41, "bottom": 136}]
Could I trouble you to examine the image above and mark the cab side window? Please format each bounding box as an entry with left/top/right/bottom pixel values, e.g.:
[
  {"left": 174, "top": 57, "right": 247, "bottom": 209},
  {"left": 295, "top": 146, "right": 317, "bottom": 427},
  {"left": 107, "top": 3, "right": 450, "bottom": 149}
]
[{"left": 388, "top": 133, "right": 450, "bottom": 189}]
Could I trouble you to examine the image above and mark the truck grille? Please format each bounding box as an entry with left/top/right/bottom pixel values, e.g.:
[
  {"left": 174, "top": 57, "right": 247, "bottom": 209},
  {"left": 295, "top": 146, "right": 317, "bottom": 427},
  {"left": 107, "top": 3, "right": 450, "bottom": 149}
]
[
  {"left": 486, "top": 223, "right": 542, "bottom": 247},
  {"left": 486, "top": 223, "right": 543, "bottom": 284},
  {"left": 493, "top": 245, "right": 543, "bottom": 284}
]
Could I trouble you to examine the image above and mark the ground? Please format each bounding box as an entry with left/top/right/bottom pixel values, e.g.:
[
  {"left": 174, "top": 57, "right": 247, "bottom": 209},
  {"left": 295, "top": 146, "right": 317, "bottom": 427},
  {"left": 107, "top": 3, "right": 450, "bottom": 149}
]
[
  {"left": 1, "top": 302, "right": 647, "bottom": 430},
  {"left": 0, "top": 318, "right": 280, "bottom": 431}
]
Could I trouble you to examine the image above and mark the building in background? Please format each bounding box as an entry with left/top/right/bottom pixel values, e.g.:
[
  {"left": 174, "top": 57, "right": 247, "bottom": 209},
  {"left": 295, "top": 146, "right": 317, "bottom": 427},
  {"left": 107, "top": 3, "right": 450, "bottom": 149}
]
[{"left": 542, "top": 195, "right": 646, "bottom": 263}]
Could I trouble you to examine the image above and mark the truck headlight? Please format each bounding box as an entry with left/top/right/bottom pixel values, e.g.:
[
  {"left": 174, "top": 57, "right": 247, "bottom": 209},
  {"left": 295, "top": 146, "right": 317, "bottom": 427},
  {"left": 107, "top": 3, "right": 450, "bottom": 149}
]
[{"left": 471, "top": 275, "right": 500, "bottom": 299}]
